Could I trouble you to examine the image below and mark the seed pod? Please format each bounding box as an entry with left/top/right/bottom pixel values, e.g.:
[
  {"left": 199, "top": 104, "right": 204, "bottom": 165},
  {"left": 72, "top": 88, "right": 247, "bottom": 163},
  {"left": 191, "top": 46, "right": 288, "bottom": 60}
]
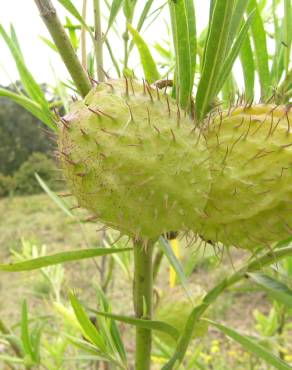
[
  {"left": 197, "top": 104, "right": 292, "bottom": 250},
  {"left": 58, "top": 79, "right": 211, "bottom": 240}
]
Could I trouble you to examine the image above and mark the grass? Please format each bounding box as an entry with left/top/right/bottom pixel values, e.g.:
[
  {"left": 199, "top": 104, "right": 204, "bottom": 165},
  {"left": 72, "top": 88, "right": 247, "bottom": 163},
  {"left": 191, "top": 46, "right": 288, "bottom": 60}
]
[{"left": 0, "top": 192, "right": 290, "bottom": 369}]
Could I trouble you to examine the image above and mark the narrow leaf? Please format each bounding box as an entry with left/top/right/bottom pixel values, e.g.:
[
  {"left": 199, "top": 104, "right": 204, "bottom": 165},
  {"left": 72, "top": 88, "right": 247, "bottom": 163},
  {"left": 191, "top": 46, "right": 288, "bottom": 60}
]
[
  {"left": 136, "top": 0, "right": 154, "bottom": 32},
  {"left": 127, "top": 23, "right": 160, "bottom": 83},
  {"left": 247, "top": 0, "right": 271, "bottom": 99},
  {"left": 159, "top": 237, "right": 191, "bottom": 301},
  {"left": 215, "top": 11, "right": 254, "bottom": 96},
  {"left": 94, "top": 311, "right": 179, "bottom": 341},
  {"left": 21, "top": 301, "right": 34, "bottom": 361},
  {"left": 0, "top": 248, "right": 132, "bottom": 272},
  {"left": 247, "top": 272, "right": 292, "bottom": 308},
  {"left": 57, "top": 0, "right": 89, "bottom": 31},
  {"left": 168, "top": 0, "right": 193, "bottom": 109},
  {"left": 0, "top": 88, "right": 56, "bottom": 130},
  {"left": 70, "top": 293, "right": 107, "bottom": 352},
  {"left": 39, "top": 36, "right": 58, "bottom": 52},
  {"left": 204, "top": 319, "right": 292, "bottom": 370},
  {"left": 284, "top": 0, "right": 292, "bottom": 74},
  {"left": 0, "top": 25, "right": 49, "bottom": 110},
  {"left": 227, "top": 0, "right": 249, "bottom": 49},
  {"left": 185, "top": 0, "right": 196, "bottom": 75},
  {"left": 240, "top": 35, "right": 255, "bottom": 100},
  {"left": 35, "top": 174, "right": 74, "bottom": 219},
  {"left": 105, "top": 0, "right": 124, "bottom": 37},
  {"left": 195, "top": 0, "right": 235, "bottom": 120}
]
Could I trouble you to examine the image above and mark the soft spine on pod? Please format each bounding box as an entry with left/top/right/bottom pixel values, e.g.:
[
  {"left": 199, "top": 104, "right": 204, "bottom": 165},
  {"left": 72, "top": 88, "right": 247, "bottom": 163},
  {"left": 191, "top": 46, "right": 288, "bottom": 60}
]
[{"left": 58, "top": 78, "right": 292, "bottom": 250}]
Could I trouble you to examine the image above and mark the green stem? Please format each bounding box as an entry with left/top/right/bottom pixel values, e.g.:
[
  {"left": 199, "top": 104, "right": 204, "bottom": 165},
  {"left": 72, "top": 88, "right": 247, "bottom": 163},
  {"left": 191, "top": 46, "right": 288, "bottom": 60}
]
[
  {"left": 81, "top": 0, "right": 88, "bottom": 70},
  {"left": 34, "top": 0, "right": 91, "bottom": 97},
  {"left": 93, "top": 0, "right": 105, "bottom": 81},
  {"left": 133, "top": 239, "right": 154, "bottom": 370},
  {"left": 123, "top": 22, "right": 130, "bottom": 71}
]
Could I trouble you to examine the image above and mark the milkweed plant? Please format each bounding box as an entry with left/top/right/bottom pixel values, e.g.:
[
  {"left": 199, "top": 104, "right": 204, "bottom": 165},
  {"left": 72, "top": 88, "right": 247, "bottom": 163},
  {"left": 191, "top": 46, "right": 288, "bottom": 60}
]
[{"left": 0, "top": 0, "right": 291, "bottom": 369}]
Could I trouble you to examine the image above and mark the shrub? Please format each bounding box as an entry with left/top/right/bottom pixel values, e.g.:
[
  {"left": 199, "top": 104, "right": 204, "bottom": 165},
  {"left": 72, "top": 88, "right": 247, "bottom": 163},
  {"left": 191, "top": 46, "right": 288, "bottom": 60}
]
[
  {"left": 0, "top": 86, "right": 54, "bottom": 176},
  {"left": 0, "top": 173, "right": 15, "bottom": 197},
  {"left": 14, "top": 152, "right": 59, "bottom": 195}
]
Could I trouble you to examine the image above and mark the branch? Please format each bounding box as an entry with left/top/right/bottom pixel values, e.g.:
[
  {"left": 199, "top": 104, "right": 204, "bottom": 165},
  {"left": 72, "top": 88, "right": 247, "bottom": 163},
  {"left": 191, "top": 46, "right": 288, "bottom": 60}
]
[
  {"left": 34, "top": 0, "right": 91, "bottom": 97},
  {"left": 93, "top": 0, "right": 105, "bottom": 81}
]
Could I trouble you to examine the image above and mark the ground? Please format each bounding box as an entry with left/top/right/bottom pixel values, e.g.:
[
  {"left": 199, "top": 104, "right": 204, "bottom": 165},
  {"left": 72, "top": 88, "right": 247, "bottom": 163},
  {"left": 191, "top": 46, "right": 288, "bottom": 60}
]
[{"left": 0, "top": 193, "right": 291, "bottom": 369}]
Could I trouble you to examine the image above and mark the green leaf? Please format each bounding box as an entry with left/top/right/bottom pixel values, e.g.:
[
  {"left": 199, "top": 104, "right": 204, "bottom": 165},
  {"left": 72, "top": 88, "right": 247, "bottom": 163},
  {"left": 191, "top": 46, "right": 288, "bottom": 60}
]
[
  {"left": 93, "top": 311, "right": 179, "bottom": 341},
  {"left": 105, "top": 39, "right": 121, "bottom": 77},
  {"left": 94, "top": 287, "right": 127, "bottom": 364},
  {"left": 128, "top": 0, "right": 156, "bottom": 54},
  {"left": 35, "top": 174, "right": 74, "bottom": 219},
  {"left": 65, "top": 16, "right": 79, "bottom": 50},
  {"left": 247, "top": 272, "right": 292, "bottom": 308},
  {"left": 10, "top": 24, "right": 24, "bottom": 60},
  {"left": 136, "top": 0, "right": 154, "bottom": 32},
  {"left": 0, "top": 88, "right": 56, "bottom": 131},
  {"left": 284, "top": 0, "right": 292, "bottom": 74},
  {"left": 159, "top": 237, "right": 191, "bottom": 301},
  {"left": 215, "top": 11, "right": 254, "bottom": 96},
  {"left": 57, "top": 0, "right": 89, "bottom": 31},
  {"left": 203, "top": 319, "right": 292, "bottom": 370},
  {"left": 123, "top": 0, "right": 138, "bottom": 22},
  {"left": 195, "top": 0, "right": 235, "bottom": 120},
  {"left": 21, "top": 301, "right": 35, "bottom": 362},
  {"left": 105, "top": 0, "right": 124, "bottom": 37},
  {"left": 127, "top": 23, "right": 160, "bottom": 83},
  {"left": 69, "top": 293, "right": 107, "bottom": 352},
  {"left": 185, "top": 0, "right": 196, "bottom": 75},
  {"left": 227, "top": 0, "right": 248, "bottom": 49},
  {"left": 240, "top": 35, "right": 255, "bottom": 100},
  {"left": 162, "top": 245, "right": 292, "bottom": 369},
  {"left": 0, "top": 248, "right": 132, "bottom": 272},
  {"left": 0, "top": 25, "right": 50, "bottom": 111},
  {"left": 0, "top": 355, "right": 24, "bottom": 364},
  {"left": 39, "top": 36, "right": 58, "bottom": 52},
  {"left": 247, "top": 0, "right": 271, "bottom": 99},
  {"left": 168, "top": 0, "right": 194, "bottom": 109}
]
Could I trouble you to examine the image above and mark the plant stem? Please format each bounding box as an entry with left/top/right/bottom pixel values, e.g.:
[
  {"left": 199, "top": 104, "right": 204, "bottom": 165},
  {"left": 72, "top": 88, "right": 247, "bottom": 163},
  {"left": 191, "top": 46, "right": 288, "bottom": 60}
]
[
  {"left": 133, "top": 239, "right": 154, "bottom": 370},
  {"left": 34, "top": 0, "right": 91, "bottom": 97},
  {"left": 123, "top": 22, "right": 130, "bottom": 71},
  {"left": 81, "top": 0, "right": 88, "bottom": 71},
  {"left": 93, "top": 0, "right": 105, "bottom": 81}
]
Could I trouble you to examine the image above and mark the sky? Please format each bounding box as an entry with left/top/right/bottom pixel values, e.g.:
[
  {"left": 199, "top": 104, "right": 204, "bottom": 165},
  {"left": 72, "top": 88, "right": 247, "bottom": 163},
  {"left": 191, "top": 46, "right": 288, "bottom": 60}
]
[{"left": 0, "top": 1, "right": 211, "bottom": 87}]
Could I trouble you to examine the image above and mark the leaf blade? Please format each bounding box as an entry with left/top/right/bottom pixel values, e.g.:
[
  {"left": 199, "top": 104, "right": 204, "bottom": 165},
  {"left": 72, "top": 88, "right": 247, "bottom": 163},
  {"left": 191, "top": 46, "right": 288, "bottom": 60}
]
[
  {"left": 195, "top": 0, "right": 235, "bottom": 120},
  {"left": 247, "top": 0, "right": 271, "bottom": 99},
  {"left": 0, "top": 248, "right": 132, "bottom": 272},
  {"left": 247, "top": 272, "right": 292, "bottom": 308},
  {"left": 204, "top": 319, "right": 292, "bottom": 370},
  {"left": 93, "top": 311, "right": 179, "bottom": 341},
  {"left": 127, "top": 23, "right": 160, "bottom": 83}
]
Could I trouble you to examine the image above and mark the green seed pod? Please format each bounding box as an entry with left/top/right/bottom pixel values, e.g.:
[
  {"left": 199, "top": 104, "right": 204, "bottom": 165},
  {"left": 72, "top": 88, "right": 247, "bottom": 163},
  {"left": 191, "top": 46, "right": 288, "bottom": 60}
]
[
  {"left": 58, "top": 79, "right": 211, "bottom": 240},
  {"left": 197, "top": 104, "right": 292, "bottom": 250}
]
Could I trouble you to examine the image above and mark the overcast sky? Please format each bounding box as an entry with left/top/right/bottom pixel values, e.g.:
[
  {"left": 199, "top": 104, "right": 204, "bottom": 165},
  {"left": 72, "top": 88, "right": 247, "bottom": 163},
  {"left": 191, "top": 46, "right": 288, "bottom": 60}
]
[{"left": 0, "top": 1, "right": 212, "bottom": 87}]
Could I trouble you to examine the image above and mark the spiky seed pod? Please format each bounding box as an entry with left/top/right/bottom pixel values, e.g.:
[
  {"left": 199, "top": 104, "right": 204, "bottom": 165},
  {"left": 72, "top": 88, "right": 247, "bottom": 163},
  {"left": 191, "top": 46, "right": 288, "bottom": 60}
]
[
  {"left": 197, "top": 104, "right": 292, "bottom": 250},
  {"left": 58, "top": 79, "right": 211, "bottom": 240}
]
